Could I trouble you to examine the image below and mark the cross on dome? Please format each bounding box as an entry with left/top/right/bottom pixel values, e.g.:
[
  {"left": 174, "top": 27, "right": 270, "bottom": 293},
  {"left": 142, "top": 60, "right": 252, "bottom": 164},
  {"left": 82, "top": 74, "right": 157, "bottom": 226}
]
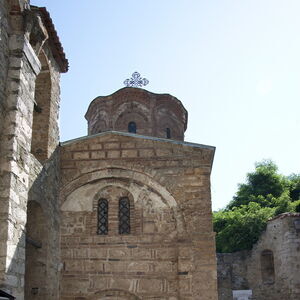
[{"left": 123, "top": 72, "right": 149, "bottom": 88}]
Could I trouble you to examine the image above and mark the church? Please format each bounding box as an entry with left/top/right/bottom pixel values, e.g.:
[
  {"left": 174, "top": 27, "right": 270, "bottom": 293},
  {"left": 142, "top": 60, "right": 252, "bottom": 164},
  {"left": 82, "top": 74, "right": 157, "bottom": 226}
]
[{"left": 0, "top": 2, "right": 218, "bottom": 299}]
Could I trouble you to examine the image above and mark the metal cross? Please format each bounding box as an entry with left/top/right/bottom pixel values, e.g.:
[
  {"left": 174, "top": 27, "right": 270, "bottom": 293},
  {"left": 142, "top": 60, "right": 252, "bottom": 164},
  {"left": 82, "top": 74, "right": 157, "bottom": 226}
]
[{"left": 124, "top": 72, "right": 149, "bottom": 88}]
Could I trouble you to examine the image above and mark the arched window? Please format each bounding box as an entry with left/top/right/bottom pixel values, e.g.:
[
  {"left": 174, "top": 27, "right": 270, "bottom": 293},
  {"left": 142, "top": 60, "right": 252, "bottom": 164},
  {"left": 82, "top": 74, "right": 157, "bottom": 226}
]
[
  {"left": 98, "top": 199, "right": 108, "bottom": 235},
  {"left": 166, "top": 128, "right": 171, "bottom": 139},
  {"left": 261, "top": 249, "right": 275, "bottom": 284},
  {"left": 119, "top": 197, "right": 130, "bottom": 234},
  {"left": 128, "top": 121, "right": 137, "bottom": 133}
]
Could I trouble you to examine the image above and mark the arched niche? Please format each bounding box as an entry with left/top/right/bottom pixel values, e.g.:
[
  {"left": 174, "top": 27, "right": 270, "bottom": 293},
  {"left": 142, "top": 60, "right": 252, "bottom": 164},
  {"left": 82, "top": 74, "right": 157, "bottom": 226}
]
[
  {"left": 113, "top": 102, "right": 150, "bottom": 135},
  {"left": 61, "top": 168, "right": 177, "bottom": 211},
  {"left": 31, "top": 50, "right": 52, "bottom": 162},
  {"left": 155, "top": 104, "right": 184, "bottom": 140},
  {"left": 60, "top": 169, "right": 186, "bottom": 236},
  {"left": 89, "top": 110, "right": 109, "bottom": 134},
  {"left": 261, "top": 249, "right": 275, "bottom": 284},
  {"left": 24, "top": 201, "right": 48, "bottom": 299}
]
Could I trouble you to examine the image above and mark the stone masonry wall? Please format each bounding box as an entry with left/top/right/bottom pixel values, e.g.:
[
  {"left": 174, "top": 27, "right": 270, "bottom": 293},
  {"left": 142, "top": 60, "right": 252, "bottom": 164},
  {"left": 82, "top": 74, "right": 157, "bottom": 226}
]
[
  {"left": 0, "top": 3, "right": 64, "bottom": 298},
  {"left": 25, "top": 150, "right": 61, "bottom": 300},
  {"left": 59, "top": 132, "right": 217, "bottom": 300},
  {"left": 0, "top": 0, "right": 9, "bottom": 148},
  {"left": 217, "top": 214, "right": 300, "bottom": 300},
  {"left": 0, "top": 5, "right": 40, "bottom": 296}
]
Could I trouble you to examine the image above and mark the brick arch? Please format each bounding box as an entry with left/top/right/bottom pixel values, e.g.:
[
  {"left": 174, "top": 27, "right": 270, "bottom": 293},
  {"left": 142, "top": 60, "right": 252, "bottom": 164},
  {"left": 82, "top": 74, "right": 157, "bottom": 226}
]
[
  {"left": 113, "top": 102, "right": 151, "bottom": 135},
  {"left": 154, "top": 104, "right": 184, "bottom": 140},
  {"left": 61, "top": 168, "right": 177, "bottom": 208},
  {"left": 60, "top": 168, "right": 186, "bottom": 236},
  {"left": 90, "top": 289, "right": 141, "bottom": 299},
  {"left": 89, "top": 109, "right": 110, "bottom": 134},
  {"left": 31, "top": 50, "right": 52, "bottom": 162}
]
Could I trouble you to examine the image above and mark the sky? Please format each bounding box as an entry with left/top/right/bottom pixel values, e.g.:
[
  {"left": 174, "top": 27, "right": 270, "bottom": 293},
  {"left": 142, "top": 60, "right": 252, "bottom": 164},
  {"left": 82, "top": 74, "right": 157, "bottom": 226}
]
[{"left": 31, "top": 0, "right": 300, "bottom": 210}]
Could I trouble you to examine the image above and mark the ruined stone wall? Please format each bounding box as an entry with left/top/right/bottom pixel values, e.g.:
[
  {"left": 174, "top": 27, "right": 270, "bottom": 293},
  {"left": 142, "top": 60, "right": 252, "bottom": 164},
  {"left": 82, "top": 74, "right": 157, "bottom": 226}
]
[
  {"left": 217, "top": 214, "right": 300, "bottom": 300},
  {"left": 59, "top": 132, "right": 217, "bottom": 300}
]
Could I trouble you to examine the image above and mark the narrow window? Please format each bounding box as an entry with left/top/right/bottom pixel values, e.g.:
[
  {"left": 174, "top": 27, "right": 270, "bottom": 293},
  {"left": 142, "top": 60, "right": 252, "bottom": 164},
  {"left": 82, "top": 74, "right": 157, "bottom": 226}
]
[
  {"left": 261, "top": 249, "right": 275, "bottom": 284},
  {"left": 98, "top": 199, "right": 108, "bottom": 235},
  {"left": 166, "top": 128, "right": 171, "bottom": 139},
  {"left": 119, "top": 197, "right": 130, "bottom": 234},
  {"left": 128, "top": 121, "right": 136, "bottom": 133}
]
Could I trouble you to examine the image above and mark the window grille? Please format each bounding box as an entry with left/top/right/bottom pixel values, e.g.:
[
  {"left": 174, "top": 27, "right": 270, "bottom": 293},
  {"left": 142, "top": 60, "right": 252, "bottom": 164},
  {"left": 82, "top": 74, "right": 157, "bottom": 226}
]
[
  {"left": 98, "top": 199, "right": 108, "bottom": 235},
  {"left": 119, "top": 197, "right": 130, "bottom": 234}
]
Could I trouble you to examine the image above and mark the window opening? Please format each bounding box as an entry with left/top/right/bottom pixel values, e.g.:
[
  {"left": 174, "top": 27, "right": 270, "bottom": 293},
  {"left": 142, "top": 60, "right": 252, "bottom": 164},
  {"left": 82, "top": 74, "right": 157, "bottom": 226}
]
[
  {"left": 98, "top": 199, "right": 108, "bottom": 235},
  {"left": 261, "top": 249, "right": 275, "bottom": 284},
  {"left": 166, "top": 128, "right": 171, "bottom": 139},
  {"left": 128, "top": 121, "right": 137, "bottom": 133},
  {"left": 119, "top": 197, "right": 130, "bottom": 234}
]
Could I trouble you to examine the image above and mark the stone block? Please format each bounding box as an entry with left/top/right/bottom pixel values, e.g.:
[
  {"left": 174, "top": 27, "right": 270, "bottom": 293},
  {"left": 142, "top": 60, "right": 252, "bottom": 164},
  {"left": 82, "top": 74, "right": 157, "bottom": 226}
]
[
  {"left": 91, "top": 151, "right": 105, "bottom": 159},
  {"left": 73, "top": 152, "right": 89, "bottom": 160},
  {"left": 121, "top": 150, "right": 138, "bottom": 158},
  {"left": 107, "top": 150, "right": 120, "bottom": 158}
]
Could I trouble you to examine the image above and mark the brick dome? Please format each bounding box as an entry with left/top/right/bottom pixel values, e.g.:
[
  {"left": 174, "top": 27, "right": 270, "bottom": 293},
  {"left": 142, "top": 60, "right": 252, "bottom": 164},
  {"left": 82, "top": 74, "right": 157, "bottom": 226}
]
[{"left": 85, "top": 87, "right": 188, "bottom": 141}]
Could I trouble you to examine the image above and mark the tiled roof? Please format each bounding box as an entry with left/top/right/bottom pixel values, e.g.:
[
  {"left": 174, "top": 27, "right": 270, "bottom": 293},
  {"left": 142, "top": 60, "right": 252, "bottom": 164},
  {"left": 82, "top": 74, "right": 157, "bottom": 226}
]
[
  {"left": 31, "top": 6, "right": 69, "bottom": 73},
  {"left": 269, "top": 212, "right": 300, "bottom": 222}
]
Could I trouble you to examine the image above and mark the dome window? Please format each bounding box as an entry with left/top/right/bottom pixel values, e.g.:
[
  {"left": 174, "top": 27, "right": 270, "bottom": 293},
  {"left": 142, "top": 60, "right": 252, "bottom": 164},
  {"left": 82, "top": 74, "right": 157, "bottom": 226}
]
[
  {"left": 128, "top": 121, "right": 137, "bottom": 133},
  {"left": 166, "top": 128, "right": 171, "bottom": 139}
]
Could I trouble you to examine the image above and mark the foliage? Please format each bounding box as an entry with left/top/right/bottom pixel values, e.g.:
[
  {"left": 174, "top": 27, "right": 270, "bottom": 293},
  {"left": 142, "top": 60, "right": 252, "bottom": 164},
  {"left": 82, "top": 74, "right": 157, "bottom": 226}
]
[
  {"left": 214, "top": 160, "right": 300, "bottom": 253},
  {"left": 214, "top": 203, "right": 275, "bottom": 252},
  {"left": 227, "top": 160, "right": 288, "bottom": 209}
]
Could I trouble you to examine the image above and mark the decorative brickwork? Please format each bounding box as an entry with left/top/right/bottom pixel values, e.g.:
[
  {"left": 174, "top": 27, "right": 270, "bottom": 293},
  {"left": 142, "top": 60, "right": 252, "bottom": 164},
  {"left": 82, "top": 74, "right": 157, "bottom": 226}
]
[{"left": 85, "top": 88, "right": 188, "bottom": 141}]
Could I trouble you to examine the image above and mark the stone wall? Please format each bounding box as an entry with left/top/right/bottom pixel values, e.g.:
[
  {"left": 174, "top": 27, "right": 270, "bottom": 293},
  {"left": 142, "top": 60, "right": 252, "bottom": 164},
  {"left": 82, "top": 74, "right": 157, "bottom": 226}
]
[
  {"left": 0, "top": 3, "right": 66, "bottom": 298},
  {"left": 59, "top": 132, "right": 218, "bottom": 300},
  {"left": 217, "top": 213, "right": 300, "bottom": 300},
  {"left": 0, "top": 3, "right": 40, "bottom": 297},
  {"left": 25, "top": 150, "right": 61, "bottom": 300},
  {"left": 0, "top": 0, "right": 9, "bottom": 148},
  {"left": 0, "top": 0, "right": 9, "bottom": 285}
]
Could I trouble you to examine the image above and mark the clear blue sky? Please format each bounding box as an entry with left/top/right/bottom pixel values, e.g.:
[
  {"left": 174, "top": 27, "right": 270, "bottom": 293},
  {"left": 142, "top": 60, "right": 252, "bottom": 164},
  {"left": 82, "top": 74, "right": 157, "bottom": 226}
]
[{"left": 32, "top": 0, "right": 300, "bottom": 210}]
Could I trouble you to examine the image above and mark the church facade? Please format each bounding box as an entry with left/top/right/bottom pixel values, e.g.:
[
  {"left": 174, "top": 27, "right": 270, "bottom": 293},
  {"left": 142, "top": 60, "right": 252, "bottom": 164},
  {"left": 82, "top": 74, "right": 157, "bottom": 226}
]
[{"left": 0, "top": 2, "right": 218, "bottom": 299}]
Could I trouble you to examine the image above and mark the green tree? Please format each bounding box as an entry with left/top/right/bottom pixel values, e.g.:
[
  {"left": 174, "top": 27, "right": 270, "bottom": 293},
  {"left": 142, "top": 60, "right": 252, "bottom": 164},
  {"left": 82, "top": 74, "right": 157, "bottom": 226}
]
[
  {"left": 214, "top": 160, "right": 300, "bottom": 253},
  {"left": 287, "top": 174, "right": 300, "bottom": 201},
  {"left": 214, "top": 202, "right": 275, "bottom": 252},
  {"left": 227, "top": 160, "right": 287, "bottom": 209}
]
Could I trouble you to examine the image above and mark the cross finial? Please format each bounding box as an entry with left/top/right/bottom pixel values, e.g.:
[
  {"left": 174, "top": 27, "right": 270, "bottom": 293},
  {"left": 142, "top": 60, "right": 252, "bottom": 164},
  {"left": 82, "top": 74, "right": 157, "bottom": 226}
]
[{"left": 124, "top": 72, "right": 149, "bottom": 88}]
